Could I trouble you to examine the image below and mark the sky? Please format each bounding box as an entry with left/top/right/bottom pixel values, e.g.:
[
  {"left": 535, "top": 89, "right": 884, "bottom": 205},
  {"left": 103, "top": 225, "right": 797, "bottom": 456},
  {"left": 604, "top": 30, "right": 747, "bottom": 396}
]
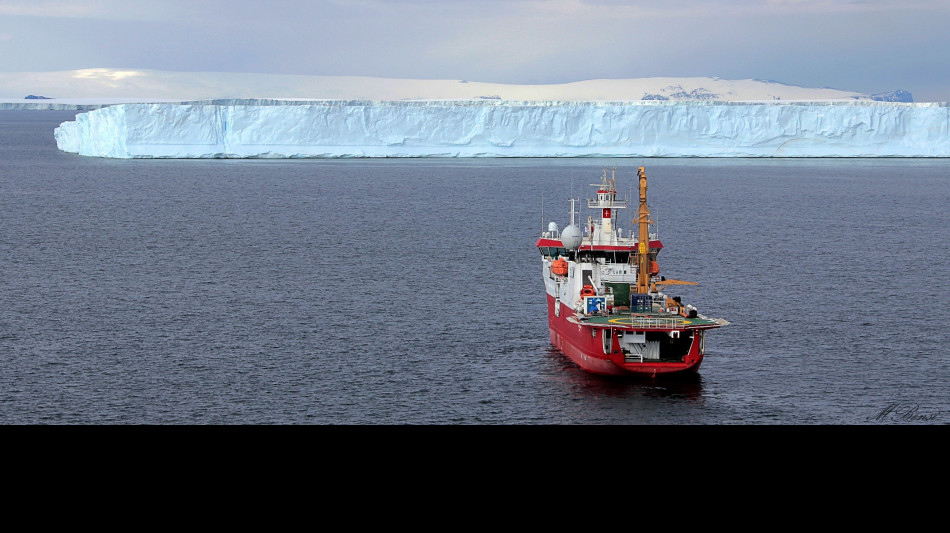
[{"left": 1, "top": 0, "right": 949, "bottom": 102}]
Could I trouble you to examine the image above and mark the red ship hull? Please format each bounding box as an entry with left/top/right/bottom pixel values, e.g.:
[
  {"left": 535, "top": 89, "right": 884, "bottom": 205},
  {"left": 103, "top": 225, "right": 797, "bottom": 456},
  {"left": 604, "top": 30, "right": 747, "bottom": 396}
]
[{"left": 547, "top": 295, "right": 704, "bottom": 377}]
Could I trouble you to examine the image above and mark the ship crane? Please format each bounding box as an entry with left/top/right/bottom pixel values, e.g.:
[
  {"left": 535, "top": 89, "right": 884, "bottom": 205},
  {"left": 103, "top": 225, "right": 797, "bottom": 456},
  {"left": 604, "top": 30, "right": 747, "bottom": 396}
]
[
  {"left": 652, "top": 278, "right": 698, "bottom": 292},
  {"left": 633, "top": 167, "right": 699, "bottom": 295},
  {"left": 634, "top": 166, "right": 653, "bottom": 295}
]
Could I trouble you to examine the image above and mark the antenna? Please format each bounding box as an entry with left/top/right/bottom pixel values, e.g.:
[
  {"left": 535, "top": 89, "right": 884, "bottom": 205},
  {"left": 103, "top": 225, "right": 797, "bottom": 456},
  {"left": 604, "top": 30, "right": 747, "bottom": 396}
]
[{"left": 541, "top": 191, "right": 544, "bottom": 233}]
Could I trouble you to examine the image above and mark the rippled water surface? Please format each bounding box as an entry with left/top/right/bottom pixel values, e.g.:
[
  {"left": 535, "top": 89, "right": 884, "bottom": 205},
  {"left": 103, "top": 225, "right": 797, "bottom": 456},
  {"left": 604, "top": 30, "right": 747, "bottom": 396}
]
[{"left": 2, "top": 111, "right": 948, "bottom": 424}]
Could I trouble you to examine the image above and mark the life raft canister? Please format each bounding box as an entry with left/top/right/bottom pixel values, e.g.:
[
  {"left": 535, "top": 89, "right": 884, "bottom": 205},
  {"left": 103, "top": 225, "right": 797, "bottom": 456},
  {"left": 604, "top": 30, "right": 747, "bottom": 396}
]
[
  {"left": 551, "top": 258, "right": 569, "bottom": 276},
  {"left": 580, "top": 285, "right": 596, "bottom": 297}
]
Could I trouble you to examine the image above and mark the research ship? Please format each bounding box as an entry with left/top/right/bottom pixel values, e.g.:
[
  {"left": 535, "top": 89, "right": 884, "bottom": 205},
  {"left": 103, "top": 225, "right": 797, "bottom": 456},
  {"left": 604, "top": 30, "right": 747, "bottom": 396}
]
[{"left": 536, "top": 167, "right": 727, "bottom": 377}]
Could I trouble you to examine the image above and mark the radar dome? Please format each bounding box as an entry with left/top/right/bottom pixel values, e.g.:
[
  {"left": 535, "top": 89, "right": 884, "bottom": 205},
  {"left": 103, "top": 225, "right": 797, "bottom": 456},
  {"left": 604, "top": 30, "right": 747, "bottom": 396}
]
[
  {"left": 547, "top": 221, "right": 559, "bottom": 233},
  {"left": 560, "top": 224, "right": 583, "bottom": 249}
]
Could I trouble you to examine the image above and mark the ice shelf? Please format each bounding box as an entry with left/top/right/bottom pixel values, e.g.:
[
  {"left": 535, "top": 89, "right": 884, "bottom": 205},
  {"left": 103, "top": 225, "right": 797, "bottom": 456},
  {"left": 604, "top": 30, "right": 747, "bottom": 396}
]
[{"left": 53, "top": 99, "right": 950, "bottom": 158}]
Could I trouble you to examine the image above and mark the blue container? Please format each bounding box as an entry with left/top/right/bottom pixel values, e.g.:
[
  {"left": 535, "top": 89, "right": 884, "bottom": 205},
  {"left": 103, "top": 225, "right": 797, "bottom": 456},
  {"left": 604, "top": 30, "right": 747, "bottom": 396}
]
[{"left": 630, "top": 294, "right": 653, "bottom": 313}]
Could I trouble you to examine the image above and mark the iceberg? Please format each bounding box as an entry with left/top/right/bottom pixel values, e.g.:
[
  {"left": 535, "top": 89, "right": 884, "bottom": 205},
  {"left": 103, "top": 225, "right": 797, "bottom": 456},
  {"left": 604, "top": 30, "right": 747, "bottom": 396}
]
[{"left": 54, "top": 99, "right": 950, "bottom": 158}]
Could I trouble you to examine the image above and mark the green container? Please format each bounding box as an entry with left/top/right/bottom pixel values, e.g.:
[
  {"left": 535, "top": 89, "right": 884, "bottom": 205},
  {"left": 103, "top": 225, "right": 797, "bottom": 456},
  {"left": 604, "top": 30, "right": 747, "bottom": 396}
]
[{"left": 606, "top": 283, "right": 631, "bottom": 307}]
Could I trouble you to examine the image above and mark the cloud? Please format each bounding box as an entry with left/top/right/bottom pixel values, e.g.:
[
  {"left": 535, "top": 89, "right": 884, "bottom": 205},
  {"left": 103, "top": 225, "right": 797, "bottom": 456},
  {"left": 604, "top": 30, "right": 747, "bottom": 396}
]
[
  {"left": 72, "top": 68, "right": 145, "bottom": 81},
  {"left": 1, "top": 0, "right": 948, "bottom": 100},
  {"left": 0, "top": 0, "right": 166, "bottom": 19}
]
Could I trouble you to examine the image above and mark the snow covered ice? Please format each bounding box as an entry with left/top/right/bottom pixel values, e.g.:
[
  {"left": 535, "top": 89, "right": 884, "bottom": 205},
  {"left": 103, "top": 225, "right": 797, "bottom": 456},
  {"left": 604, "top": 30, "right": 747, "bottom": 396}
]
[{"left": 54, "top": 99, "right": 950, "bottom": 158}]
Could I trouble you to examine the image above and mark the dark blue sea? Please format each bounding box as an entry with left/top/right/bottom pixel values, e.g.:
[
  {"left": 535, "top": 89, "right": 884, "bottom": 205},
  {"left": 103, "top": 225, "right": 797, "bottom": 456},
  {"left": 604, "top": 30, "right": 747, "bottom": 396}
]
[{"left": 2, "top": 110, "right": 948, "bottom": 425}]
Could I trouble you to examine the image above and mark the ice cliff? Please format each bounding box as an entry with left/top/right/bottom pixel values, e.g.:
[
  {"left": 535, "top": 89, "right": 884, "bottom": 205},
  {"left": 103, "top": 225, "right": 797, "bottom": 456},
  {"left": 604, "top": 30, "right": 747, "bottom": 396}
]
[{"left": 54, "top": 99, "right": 950, "bottom": 158}]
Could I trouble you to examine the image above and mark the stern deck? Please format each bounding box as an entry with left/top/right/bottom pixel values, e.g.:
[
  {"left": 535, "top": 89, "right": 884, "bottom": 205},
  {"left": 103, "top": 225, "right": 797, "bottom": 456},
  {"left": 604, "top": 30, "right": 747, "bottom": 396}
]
[{"left": 574, "top": 312, "right": 725, "bottom": 330}]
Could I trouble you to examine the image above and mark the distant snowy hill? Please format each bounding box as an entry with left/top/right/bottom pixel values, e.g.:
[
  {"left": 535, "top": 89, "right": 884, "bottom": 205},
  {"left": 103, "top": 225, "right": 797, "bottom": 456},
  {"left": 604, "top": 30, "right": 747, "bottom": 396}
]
[
  {"left": 0, "top": 68, "right": 912, "bottom": 105},
  {"left": 870, "top": 89, "right": 914, "bottom": 102}
]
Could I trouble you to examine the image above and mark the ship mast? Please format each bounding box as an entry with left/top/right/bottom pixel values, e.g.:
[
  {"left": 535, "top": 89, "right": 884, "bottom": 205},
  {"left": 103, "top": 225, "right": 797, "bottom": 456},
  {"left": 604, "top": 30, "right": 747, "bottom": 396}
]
[
  {"left": 585, "top": 167, "right": 627, "bottom": 249},
  {"left": 635, "top": 166, "right": 652, "bottom": 294}
]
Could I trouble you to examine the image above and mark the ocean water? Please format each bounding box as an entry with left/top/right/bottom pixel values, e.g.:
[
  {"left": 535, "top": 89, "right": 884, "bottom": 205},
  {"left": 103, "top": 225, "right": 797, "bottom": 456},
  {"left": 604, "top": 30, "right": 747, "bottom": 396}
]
[{"left": 2, "top": 110, "right": 948, "bottom": 425}]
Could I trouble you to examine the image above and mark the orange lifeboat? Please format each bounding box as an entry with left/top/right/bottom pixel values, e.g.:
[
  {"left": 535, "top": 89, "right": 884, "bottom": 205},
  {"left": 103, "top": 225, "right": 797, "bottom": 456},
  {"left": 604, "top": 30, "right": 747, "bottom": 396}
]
[
  {"left": 649, "top": 260, "right": 660, "bottom": 275},
  {"left": 551, "top": 258, "right": 569, "bottom": 276}
]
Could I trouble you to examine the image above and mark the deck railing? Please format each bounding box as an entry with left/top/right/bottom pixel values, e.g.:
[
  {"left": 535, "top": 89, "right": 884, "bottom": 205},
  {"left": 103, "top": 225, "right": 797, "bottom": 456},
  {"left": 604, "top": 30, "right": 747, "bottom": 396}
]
[
  {"left": 626, "top": 316, "right": 684, "bottom": 328},
  {"left": 581, "top": 314, "right": 685, "bottom": 329}
]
